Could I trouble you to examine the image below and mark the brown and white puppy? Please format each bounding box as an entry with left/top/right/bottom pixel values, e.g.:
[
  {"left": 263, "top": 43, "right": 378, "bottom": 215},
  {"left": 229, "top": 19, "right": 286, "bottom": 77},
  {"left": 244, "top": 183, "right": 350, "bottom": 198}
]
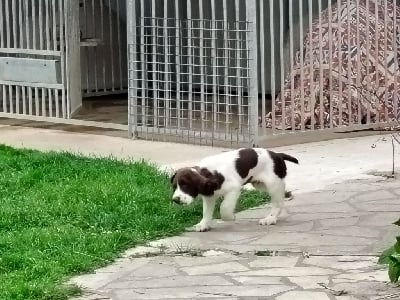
[{"left": 170, "top": 148, "right": 298, "bottom": 232}]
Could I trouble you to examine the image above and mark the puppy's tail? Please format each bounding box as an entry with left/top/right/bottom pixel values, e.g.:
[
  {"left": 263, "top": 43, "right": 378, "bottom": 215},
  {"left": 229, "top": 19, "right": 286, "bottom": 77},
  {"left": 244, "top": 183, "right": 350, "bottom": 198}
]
[{"left": 277, "top": 153, "right": 299, "bottom": 164}]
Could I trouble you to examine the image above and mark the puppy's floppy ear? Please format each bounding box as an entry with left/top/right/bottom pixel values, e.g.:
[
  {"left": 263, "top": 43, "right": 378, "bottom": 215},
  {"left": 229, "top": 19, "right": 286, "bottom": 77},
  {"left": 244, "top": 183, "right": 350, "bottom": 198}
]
[
  {"left": 200, "top": 178, "right": 218, "bottom": 196},
  {"left": 170, "top": 171, "right": 177, "bottom": 184}
]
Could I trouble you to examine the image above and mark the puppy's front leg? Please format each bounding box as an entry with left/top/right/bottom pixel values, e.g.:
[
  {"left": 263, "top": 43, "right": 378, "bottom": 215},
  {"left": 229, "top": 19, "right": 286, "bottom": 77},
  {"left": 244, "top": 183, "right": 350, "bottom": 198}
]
[{"left": 192, "top": 196, "right": 216, "bottom": 232}]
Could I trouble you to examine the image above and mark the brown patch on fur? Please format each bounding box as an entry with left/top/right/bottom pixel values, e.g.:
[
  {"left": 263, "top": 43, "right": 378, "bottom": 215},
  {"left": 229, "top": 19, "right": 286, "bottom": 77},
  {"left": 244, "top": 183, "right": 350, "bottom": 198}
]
[
  {"left": 171, "top": 167, "right": 225, "bottom": 197},
  {"left": 235, "top": 148, "right": 258, "bottom": 179}
]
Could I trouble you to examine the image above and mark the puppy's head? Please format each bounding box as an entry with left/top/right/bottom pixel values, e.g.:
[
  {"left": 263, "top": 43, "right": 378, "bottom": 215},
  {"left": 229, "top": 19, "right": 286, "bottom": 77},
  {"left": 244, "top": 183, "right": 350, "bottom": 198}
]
[{"left": 170, "top": 167, "right": 219, "bottom": 205}]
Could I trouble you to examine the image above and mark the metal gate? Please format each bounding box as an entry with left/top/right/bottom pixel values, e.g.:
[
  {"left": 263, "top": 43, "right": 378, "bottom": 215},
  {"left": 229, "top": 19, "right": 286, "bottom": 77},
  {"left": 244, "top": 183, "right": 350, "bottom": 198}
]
[
  {"left": 127, "top": 0, "right": 259, "bottom": 147},
  {"left": 257, "top": 0, "right": 400, "bottom": 144},
  {"left": 0, "top": 0, "right": 81, "bottom": 119}
]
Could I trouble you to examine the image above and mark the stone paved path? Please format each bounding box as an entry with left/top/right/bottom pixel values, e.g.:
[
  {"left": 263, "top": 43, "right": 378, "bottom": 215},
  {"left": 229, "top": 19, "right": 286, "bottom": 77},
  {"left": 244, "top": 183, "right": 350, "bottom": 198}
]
[{"left": 72, "top": 176, "right": 400, "bottom": 300}]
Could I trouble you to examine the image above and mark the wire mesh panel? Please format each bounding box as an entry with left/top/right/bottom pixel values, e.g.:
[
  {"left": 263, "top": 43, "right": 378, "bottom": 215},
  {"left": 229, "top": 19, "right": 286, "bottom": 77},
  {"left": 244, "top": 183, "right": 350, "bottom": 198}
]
[
  {"left": 127, "top": 0, "right": 258, "bottom": 147},
  {"left": 258, "top": 0, "right": 400, "bottom": 139},
  {"left": 0, "top": 0, "right": 80, "bottom": 119}
]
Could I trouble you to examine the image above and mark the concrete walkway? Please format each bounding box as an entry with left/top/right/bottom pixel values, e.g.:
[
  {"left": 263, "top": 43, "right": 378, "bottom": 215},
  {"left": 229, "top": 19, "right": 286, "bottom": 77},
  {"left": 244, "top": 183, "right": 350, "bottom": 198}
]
[
  {"left": 1, "top": 124, "right": 400, "bottom": 299},
  {"left": 69, "top": 177, "right": 400, "bottom": 300}
]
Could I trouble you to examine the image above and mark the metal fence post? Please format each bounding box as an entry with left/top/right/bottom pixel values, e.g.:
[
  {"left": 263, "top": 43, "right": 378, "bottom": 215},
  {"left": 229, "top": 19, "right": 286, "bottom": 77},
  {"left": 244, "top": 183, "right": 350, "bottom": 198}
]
[
  {"left": 246, "top": 0, "right": 259, "bottom": 147},
  {"left": 127, "top": 0, "right": 136, "bottom": 138}
]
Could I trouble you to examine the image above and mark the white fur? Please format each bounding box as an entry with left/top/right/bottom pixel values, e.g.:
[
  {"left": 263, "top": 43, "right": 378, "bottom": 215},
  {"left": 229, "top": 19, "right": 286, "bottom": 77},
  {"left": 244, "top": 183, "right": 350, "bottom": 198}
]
[{"left": 173, "top": 148, "right": 294, "bottom": 232}]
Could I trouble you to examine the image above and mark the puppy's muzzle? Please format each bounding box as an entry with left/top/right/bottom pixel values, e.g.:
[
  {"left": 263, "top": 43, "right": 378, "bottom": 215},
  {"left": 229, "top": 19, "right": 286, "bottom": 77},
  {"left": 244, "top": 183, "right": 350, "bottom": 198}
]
[{"left": 172, "top": 196, "right": 182, "bottom": 204}]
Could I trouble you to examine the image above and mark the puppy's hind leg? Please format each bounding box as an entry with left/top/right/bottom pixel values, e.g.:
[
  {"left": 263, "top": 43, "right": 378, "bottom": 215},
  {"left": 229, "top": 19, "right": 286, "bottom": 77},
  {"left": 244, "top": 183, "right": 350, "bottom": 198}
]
[
  {"left": 259, "top": 179, "right": 285, "bottom": 226},
  {"left": 220, "top": 189, "right": 241, "bottom": 221}
]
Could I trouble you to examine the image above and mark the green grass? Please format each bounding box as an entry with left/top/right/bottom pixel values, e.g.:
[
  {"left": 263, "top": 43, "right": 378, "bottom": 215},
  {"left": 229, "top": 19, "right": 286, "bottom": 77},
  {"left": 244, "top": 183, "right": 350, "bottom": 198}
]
[{"left": 0, "top": 144, "right": 269, "bottom": 300}]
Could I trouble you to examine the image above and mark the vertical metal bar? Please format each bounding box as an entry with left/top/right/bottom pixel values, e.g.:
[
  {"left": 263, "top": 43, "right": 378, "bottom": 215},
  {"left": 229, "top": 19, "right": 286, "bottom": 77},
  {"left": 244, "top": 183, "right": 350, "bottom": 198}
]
[
  {"left": 108, "top": 0, "right": 115, "bottom": 91},
  {"left": 163, "top": 1, "right": 171, "bottom": 133},
  {"left": 2, "top": 86, "right": 7, "bottom": 113},
  {"left": 18, "top": 0, "right": 23, "bottom": 47},
  {"left": 25, "top": 1, "right": 31, "bottom": 48},
  {"left": 318, "top": 0, "right": 325, "bottom": 129},
  {"left": 174, "top": 0, "right": 181, "bottom": 130},
  {"left": 127, "top": 0, "right": 134, "bottom": 137},
  {"left": 151, "top": 0, "right": 158, "bottom": 131},
  {"left": 163, "top": 0, "right": 170, "bottom": 131},
  {"left": 223, "top": 0, "right": 229, "bottom": 139},
  {"left": 45, "top": 0, "right": 50, "bottom": 50},
  {"left": 32, "top": 0, "right": 37, "bottom": 49},
  {"left": 52, "top": 0, "right": 57, "bottom": 51},
  {"left": 211, "top": 0, "right": 217, "bottom": 142},
  {"left": 374, "top": 0, "right": 379, "bottom": 123},
  {"left": 328, "top": 0, "right": 333, "bottom": 128},
  {"left": 299, "top": 0, "right": 305, "bottom": 130},
  {"left": 393, "top": 0, "right": 398, "bottom": 122},
  {"left": 55, "top": 88, "right": 59, "bottom": 118},
  {"left": 116, "top": 0, "right": 123, "bottom": 90},
  {"left": 366, "top": 0, "right": 371, "bottom": 123},
  {"left": 22, "top": 86, "right": 26, "bottom": 114},
  {"left": 48, "top": 88, "right": 53, "bottom": 117},
  {"left": 92, "top": 0, "right": 98, "bottom": 92},
  {"left": 5, "top": 0, "right": 10, "bottom": 47},
  {"left": 355, "top": 0, "right": 361, "bottom": 124},
  {"left": 39, "top": 0, "right": 44, "bottom": 49},
  {"left": 270, "top": 0, "right": 276, "bottom": 133},
  {"left": 279, "top": 0, "right": 285, "bottom": 134},
  {"left": 34, "top": 87, "right": 39, "bottom": 116},
  {"left": 12, "top": 0, "right": 17, "bottom": 48},
  {"left": 28, "top": 87, "right": 33, "bottom": 115},
  {"left": 61, "top": 84, "right": 66, "bottom": 119},
  {"left": 247, "top": 0, "right": 258, "bottom": 145},
  {"left": 188, "top": 0, "right": 194, "bottom": 131},
  {"left": 100, "top": 0, "right": 106, "bottom": 92},
  {"left": 260, "top": 0, "right": 266, "bottom": 135},
  {"left": 59, "top": 0, "right": 66, "bottom": 118},
  {"left": 16, "top": 85, "right": 20, "bottom": 114},
  {"left": 41, "top": 88, "right": 46, "bottom": 116},
  {"left": 0, "top": 0, "right": 4, "bottom": 48},
  {"left": 383, "top": 0, "right": 389, "bottom": 122},
  {"left": 337, "top": 0, "right": 343, "bottom": 126},
  {"left": 139, "top": 0, "right": 146, "bottom": 133},
  {"left": 289, "top": 0, "right": 295, "bottom": 130},
  {"left": 235, "top": 0, "right": 244, "bottom": 135},
  {"left": 347, "top": 0, "right": 352, "bottom": 126},
  {"left": 83, "top": 0, "right": 89, "bottom": 93},
  {"left": 8, "top": 86, "right": 13, "bottom": 113},
  {"left": 200, "top": 0, "right": 205, "bottom": 135},
  {"left": 308, "top": 0, "right": 314, "bottom": 130}
]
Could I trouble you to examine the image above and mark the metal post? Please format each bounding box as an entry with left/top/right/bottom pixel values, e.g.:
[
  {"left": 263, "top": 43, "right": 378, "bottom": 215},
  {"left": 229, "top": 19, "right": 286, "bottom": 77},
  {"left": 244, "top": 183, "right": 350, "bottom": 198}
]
[
  {"left": 127, "top": 0, "right": 137, "bottom": 138},
  {"left": 246, "top": 0, "right": 258, "bottom": 146}
]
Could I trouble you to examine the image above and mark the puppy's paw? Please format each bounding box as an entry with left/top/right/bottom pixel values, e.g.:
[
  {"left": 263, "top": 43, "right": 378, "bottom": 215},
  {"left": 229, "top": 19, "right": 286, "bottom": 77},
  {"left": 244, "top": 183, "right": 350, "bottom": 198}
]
[
  {"left": 187, "top": 221, "right": 211, "bottom": 232},
  {"left": 285, "top": 191, "right": 294, "bottom": 201},
  {"left": 259, "top": 215, "right": 277, "bottom": 226}
]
